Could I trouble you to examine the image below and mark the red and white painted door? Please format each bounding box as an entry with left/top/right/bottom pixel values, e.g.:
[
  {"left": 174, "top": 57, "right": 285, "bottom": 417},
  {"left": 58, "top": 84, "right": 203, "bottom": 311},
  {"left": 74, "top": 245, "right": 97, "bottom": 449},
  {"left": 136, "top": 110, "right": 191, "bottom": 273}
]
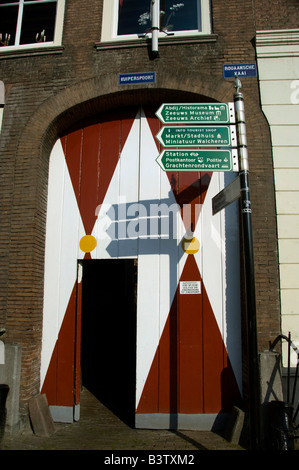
[{"left": 41, "top": 106, "right": 242, "bottom": 428}]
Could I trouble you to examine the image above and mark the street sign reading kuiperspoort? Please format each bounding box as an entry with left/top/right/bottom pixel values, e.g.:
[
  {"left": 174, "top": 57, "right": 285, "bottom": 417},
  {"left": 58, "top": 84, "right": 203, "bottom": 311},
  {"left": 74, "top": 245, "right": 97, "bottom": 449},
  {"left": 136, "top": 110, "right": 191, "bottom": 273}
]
[
  {"left": 156, "top": 103, "right": 235, "bottom": 124},
  {"left": 156, "top": 149, "right": 239, "bottom": 172},
  {"left": 156, "top": 125, "right": 236, "bottom": 148}
]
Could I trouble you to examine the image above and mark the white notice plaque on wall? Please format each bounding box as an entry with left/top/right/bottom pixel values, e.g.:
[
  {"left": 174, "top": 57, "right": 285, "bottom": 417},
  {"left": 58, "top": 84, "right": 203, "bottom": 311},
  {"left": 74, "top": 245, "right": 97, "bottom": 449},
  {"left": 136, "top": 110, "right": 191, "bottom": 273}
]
[{"left": 180, "top": 281, "right": 201, "bottom": 295}]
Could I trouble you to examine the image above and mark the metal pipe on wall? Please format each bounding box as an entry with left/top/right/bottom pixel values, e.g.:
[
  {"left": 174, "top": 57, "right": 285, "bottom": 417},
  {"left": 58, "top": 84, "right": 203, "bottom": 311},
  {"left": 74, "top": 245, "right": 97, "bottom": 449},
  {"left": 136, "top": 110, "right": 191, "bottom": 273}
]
[
  {"left": 234, "top": 76, "right": 261, "bottom": 450},
  {"left": 151, "top": 0, "right": 160, "bottom": 58}
]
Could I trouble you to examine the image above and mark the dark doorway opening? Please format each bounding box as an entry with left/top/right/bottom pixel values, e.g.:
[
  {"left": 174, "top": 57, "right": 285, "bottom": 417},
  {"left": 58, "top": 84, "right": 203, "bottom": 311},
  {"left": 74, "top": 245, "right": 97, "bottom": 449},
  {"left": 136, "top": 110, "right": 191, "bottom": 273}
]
[{"left": 80, "top": 259, "right": 137, "bottom": 427}]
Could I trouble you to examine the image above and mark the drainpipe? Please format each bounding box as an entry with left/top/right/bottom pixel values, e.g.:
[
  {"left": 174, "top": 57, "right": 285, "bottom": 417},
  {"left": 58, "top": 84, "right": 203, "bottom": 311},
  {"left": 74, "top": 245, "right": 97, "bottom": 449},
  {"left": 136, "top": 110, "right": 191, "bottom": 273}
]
[
  {"left": 151, "top": 0, "right": 160, "bottom": 58},
  {"left": 234, "top": 76, "right": 261, "bottom": 450},
  {"left": 0, "top": 81, "right": 5, "bottom": 134}
]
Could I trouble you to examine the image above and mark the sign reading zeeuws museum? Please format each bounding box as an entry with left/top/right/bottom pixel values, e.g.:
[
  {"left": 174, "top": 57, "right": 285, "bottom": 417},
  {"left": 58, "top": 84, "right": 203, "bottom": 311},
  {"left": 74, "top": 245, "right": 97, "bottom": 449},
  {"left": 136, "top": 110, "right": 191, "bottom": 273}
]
[
  {"left": 156, "top": 103, "right": 235, "bottom": 124},
  {"left": 156, "top": 149, "right": 239, "bottom": 172}
]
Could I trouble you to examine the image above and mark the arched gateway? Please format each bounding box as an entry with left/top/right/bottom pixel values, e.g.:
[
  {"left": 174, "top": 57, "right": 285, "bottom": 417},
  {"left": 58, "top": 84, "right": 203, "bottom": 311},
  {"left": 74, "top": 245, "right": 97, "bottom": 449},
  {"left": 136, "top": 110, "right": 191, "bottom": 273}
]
[{"left": 40, "top": 104, "right": 243, "bottom": 429}]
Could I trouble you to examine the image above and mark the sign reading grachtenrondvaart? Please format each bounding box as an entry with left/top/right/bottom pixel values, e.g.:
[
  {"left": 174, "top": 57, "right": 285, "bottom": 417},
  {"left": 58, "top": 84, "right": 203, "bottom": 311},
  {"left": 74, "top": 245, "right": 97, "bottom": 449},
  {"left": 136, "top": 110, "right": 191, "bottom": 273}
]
[{"left": 156, "top": 149, "right": 239, "bottom": 172}]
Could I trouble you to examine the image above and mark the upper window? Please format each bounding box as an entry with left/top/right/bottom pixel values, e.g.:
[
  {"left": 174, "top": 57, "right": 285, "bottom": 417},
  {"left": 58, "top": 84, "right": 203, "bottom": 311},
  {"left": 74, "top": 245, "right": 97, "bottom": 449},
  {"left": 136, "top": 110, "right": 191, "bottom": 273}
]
[
  {"left": 102, "top": 0, "right": 211, "bottom": 43},
  {"left": 0, "top": 0, "right": 65, "bottom": 50}
]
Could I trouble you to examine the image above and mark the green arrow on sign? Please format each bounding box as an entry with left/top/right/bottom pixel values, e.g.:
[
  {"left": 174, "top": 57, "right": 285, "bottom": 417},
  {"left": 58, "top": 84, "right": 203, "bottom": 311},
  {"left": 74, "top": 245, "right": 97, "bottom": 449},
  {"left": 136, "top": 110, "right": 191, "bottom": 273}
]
[
  {"left": 156, "top": 149, "right": 239, "bottom": 172},
  {"left": 156, "top": 103, "right": 235, "bottom": 124},
  {"left": 156, "top": 125, "right": 236, "bottom": 148}
]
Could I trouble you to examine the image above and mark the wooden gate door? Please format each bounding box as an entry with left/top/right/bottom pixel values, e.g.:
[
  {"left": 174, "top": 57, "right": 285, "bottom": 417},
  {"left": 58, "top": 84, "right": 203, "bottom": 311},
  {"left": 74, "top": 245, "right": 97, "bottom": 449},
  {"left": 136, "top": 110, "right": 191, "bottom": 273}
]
[{"left": 41, "top": 106, "right": 243, "bottom": 427}]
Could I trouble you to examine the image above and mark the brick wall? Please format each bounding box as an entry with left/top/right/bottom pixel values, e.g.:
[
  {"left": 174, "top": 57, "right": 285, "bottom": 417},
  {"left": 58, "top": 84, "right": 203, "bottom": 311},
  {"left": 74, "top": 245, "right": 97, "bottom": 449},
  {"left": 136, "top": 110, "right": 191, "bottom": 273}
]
[
  {"left": 254, "top": 0, "right": 299, "bottom": 30},
  {"left": 0, "top": 0, "right": 296, "bottom": 424}
]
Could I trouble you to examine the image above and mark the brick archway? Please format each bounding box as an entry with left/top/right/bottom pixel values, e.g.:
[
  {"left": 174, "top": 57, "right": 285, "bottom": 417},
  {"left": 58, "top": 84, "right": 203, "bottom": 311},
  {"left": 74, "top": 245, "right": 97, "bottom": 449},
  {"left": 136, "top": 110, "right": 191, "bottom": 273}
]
[{"left": 7, "top": 70, "right": 277, "bottom": 422}]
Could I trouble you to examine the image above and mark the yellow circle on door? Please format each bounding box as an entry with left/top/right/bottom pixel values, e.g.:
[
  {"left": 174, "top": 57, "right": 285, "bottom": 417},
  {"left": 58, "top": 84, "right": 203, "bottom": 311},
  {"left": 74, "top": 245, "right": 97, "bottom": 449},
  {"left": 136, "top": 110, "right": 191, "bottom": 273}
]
[
  {"left": 79, "top": 235, "right": 97, "bottom": 253},
  {"left": 182, "top": 237, "right": 200, "bottom": 254}
]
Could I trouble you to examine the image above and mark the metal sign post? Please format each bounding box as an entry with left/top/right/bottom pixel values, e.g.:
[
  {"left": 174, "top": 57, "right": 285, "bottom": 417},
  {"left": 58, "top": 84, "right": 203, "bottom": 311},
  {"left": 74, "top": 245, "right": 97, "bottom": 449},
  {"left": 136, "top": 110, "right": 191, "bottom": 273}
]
[
  {"left": 155, "top": 91, "right": 261, "bottom": 448},
  {"left": 234, "top": 77, "right": 261, "bottom": 450}
]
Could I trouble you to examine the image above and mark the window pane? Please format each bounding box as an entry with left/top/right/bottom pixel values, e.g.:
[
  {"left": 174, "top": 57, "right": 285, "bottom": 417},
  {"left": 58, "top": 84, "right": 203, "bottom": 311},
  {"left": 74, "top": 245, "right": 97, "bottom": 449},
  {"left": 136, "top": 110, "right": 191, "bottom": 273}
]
[
  {"left": 162, "top": 0, "right": 198, "bottom": 32},
  {"left": 118, "top": 0, "right": 199, "bottom": 36},
  {"left": 118, "top": 0, "right": 151, "bottom": 36},
  {"left": 20, "top": 2, "right": 57, "bottom": 44},
  {"left": 0, "top": 1, "right": 19, "bottom": 4},
  {"left": 0, "top": 5, "right": 18, "bottom": 46}
]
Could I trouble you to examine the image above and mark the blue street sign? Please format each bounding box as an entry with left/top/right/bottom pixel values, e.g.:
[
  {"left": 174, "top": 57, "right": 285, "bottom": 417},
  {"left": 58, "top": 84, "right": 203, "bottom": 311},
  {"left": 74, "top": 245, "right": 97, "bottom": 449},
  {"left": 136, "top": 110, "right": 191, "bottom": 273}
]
[
  {"left": 223, "top": 63, "right": 257, "bottom": 78},
  {"left": 119, "top": 72, "right": 156, "bottom": 85}
]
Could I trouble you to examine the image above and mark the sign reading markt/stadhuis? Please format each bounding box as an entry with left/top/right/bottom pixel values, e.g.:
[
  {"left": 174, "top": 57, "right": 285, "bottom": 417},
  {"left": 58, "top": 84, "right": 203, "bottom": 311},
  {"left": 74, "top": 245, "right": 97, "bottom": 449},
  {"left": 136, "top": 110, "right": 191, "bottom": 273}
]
[
  {"left": 156, "top": 103, "right": 235, "bottom": 124},
  {"left": 156, "top": 125, "right": 236, "bottom": 148}
]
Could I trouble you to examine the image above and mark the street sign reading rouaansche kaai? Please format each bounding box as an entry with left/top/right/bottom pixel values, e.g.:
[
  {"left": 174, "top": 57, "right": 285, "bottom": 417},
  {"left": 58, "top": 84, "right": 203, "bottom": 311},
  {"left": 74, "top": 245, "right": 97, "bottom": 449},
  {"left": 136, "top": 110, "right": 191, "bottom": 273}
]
[
  {"left": 156, "top": 125, "right": 236, "bottom": 148},
  {"left": 156, "top": 149, "right": 239, "bottom": 172},
  {"left": 223, "top": 63, "right": 257, "bottom": 78},
  {"left": 156, "top": 103, "right": 235, "bottom": 124}
]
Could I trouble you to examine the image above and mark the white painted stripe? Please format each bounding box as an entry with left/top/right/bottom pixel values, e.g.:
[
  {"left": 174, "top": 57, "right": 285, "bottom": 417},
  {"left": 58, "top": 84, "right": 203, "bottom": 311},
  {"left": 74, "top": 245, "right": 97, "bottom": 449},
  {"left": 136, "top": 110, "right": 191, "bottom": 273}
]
[
  {"left": 200, "top": 172, "right": 224, "bottom": 334},
  {"left": 41, "top": 139, "right": 85, "bottom": 388},
  {"left": 198, "top": 172, "right": 242, "bottom": 392},
  {"left": 135, "top": 111, "right": 187, "bottom": 407},
  {"left": 92, "top": 110, "right": 141, "bottom": 258}
]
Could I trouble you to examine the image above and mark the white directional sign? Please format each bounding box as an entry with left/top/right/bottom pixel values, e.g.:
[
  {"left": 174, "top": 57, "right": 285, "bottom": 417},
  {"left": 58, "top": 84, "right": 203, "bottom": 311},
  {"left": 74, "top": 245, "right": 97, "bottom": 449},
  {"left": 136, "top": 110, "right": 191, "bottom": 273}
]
[
  {"left": 156, "top": 149, "right": 239, "bottom": 172},
  {"left": 156, "top": 125, "right": 236, "bottom": 148},
  {"left": 156, "top": 103, "right": 235, "bottom": 124}
]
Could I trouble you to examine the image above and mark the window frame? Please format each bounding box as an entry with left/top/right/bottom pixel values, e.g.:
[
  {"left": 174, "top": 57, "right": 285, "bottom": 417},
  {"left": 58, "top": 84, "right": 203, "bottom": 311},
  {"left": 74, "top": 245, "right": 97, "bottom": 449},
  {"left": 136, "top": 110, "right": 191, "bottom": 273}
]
[
  {"left": 101, "top": 0, "right": 212, "bottom": 44},
  {"left": 0, "top": 0, "right": 65, "bottom": 52}
]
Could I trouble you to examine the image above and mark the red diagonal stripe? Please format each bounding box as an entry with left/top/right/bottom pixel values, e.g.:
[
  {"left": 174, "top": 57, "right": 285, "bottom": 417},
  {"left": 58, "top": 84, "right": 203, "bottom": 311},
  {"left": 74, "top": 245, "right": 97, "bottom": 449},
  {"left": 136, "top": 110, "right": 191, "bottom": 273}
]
[
  {"left": 61, "top": 109, "right": 138, "bottom": 235},
  {"left": 137, "top": 255, "right": 242, "bottom": 415}
]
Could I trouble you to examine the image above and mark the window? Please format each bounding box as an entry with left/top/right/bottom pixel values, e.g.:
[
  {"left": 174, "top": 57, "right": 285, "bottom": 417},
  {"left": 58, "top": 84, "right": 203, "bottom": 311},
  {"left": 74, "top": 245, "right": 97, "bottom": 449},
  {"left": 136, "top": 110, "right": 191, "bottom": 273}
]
[
  {"left": 0, "top": 0, "right": 65, "bottom": 50},
  {"left": 118, "top": 0, "right": 199, "bottom": 36},
  {"left": 101, "top": 0, "right": 211, "bottom": 43}
]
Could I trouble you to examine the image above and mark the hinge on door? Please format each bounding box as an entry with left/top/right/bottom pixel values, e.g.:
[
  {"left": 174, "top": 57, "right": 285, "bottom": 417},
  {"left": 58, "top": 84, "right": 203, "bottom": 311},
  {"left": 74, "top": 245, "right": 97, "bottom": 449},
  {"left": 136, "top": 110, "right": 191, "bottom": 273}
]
[{"left": 77, "top": 261, "right": 83, "bottom": 283}]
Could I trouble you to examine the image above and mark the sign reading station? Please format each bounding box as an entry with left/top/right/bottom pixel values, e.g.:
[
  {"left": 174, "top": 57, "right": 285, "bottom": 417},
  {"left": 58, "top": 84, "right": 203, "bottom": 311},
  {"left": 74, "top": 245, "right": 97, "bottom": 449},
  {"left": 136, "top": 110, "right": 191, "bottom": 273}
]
[
  {"left": 156, "top": 149, "right": 239, "bottom": 172},
  {"left": 156, "top": 103, "right": 235, "bottom": 124}
]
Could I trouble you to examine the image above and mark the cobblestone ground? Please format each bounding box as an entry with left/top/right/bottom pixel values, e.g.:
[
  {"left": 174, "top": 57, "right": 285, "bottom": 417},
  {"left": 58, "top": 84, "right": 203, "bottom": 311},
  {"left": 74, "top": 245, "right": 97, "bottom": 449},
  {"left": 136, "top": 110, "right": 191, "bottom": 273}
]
[
  {"left": 2, "top": 388, "right": 299, "bottom": 454},
  {"left": 1, "top": 388, "right": 245, "bottom": 451}
]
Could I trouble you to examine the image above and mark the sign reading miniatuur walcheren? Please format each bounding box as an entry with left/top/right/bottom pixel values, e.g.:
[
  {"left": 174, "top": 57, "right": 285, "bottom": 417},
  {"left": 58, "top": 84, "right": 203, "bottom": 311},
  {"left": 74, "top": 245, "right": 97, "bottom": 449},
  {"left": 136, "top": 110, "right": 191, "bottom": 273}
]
[{"left": 156, "top": 125, "right": 236, "bottom": 148}]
